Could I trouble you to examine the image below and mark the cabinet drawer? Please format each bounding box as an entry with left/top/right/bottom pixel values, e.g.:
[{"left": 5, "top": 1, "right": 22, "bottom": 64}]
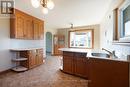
[{"left": 63, "top": 51, "right": 74, "bottom": 57}]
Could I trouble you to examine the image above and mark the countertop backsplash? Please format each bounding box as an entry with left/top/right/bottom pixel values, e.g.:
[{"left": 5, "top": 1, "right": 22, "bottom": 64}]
[{"left": 10, "top": 39, "right": 44, "bottom": 49}]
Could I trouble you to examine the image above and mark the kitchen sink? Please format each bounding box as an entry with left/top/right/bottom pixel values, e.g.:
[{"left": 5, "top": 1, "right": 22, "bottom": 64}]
[{"left": 91, "top": 53, "right": 110, "bottom": 58}]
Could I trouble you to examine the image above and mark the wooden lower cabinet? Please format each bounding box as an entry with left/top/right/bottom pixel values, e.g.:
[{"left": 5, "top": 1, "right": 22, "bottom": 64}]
[
  {"left": 62, "top": 51, "right": 129, "bottom": 87},
  {"left": 88, "top": 58, "right": 129, "bottom": 87},
  {"left": 63, "top": 55, "right": 74, "bottom": 74},
  {"left": 63, "top": 52, "right": 88, "bottom": 78},
  {"left": 20, "top": 49, "right": 44, "bottom": 69},
  {"left": 36, "top": 49, "right": 43, "bottom": 65},
  {"left": 74, "top": 53, "right": 88, "bottom": 78},
  {"left": 28, "top": 50, "right": 36, "bottom": 68}
]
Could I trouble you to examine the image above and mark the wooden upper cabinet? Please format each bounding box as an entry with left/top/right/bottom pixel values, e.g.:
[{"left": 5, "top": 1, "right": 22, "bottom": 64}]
[
  {"left": 33, "top": 18, "right": 39, "bottom": 40},
  {"left": 33, "top": 18, "right": 44, "bottom": 40},
  {"left": 24, "top": 15, "right": 33, "bottom": 39},
  {"left": 10, "top": 9, "right": 25, "bottom": 39},
  {"left": 10, "top": 9, "right": 44, "bottom": 40},
  {"left": 39, "top": 21, "right": 44, "bottom": 39}
]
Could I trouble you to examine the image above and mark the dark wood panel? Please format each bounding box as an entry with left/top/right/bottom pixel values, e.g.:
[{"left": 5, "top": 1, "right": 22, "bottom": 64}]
[
  {"left": 63, "top": 52, "right": 88, "bottom": 78},
  {"left": 63, "top": 51, "right": 74, "bottom": 56},
  {"left": 88, "top": 58, "right": 129, "bottom": 87},
  {"left": 63, "top": 56, "right": 74, "bottom": 74}
]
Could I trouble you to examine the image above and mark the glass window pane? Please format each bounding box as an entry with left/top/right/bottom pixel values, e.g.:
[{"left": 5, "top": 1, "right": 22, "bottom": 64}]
[
  {"left": 69, "top": 30, "right": 93, "bottom": 48},
  {"left": 125, "top": 21, "right": 130, "bottom": 36}
]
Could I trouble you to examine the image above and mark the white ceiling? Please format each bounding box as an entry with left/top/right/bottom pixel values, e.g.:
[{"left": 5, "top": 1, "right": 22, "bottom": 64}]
[{"left": 15, "top": 0, "right": 112, "bottom": 29}]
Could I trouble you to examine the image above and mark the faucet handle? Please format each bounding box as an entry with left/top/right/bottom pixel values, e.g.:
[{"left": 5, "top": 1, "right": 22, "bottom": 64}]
[{"left": 112, "top": 51, "right": 118, "bottom": 58}]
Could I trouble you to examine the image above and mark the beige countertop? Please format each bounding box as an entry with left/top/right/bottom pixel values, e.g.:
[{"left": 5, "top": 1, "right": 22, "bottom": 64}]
[
  {"left": 59, "top": 48, "right": 91, "bottom": 53},
  {"left": 59, "top": 48, "right": 106, "bottom": 53},
  {"left": 59, "top": 48, "right": 129, "bottom": 63},
  {"left": 87, "top": 54, "right": 129, "bottom": 63},
  {"left": 10, "top": 47, "right": 43, "bottom": 51}
]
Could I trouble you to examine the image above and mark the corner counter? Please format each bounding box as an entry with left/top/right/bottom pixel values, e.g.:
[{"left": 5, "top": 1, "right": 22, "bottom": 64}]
[
  {"left": 10, "top": 47, "right": 43, "bottom": 51},
  {"left": 10, "top": 48, "right": 44, "bottom": 71}
]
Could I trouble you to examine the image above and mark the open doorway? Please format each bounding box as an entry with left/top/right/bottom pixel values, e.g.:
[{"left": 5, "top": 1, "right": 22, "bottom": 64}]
[{"left": 46, "top": 32, "right": 52, "bottom": 56}]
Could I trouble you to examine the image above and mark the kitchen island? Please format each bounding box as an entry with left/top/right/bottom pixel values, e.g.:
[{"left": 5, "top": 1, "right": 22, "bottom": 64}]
[{"left": 59, "top": 48, "right": 129, "bottom": 87}]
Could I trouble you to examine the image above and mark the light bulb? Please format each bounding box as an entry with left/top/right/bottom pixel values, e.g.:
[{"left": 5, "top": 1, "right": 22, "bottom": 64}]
[
  {"left": 31, "top": 0, "right": 40, "bottom": 8},
  {"left": 47, "top": 0, "right": 54, "bottom": 10},
  {"left": 42, "top": 7, "right": 48, "bottom": 14}
]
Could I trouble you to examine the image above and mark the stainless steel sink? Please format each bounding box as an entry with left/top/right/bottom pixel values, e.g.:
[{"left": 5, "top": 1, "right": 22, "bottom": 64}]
[{"left": 91, "top": 53, "right": 110, "bottom": 58}]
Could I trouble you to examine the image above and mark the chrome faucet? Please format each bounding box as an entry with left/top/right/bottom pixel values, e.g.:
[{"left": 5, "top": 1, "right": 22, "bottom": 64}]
[{"left": 102, "top": 48, "right": 118, "bottom": 58}]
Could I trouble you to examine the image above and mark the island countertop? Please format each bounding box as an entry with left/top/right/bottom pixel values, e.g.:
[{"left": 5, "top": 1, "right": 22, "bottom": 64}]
[
  {"left": 59, "top": 48, "right": 129, "bottom": 63},
  {"left": 59, "top": 48, "right": 106, "bottom": 53}
]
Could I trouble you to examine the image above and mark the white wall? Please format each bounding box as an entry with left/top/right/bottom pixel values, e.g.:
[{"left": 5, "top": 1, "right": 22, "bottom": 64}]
[
  {"left": 0, "top": 18, "right": 12, "bottom": 72},
  {"left": 100, "top": 0, "right": 130, "bottom": 59},
  {"left": 0, "top": 18, "right": 45, "bottom": 72}
]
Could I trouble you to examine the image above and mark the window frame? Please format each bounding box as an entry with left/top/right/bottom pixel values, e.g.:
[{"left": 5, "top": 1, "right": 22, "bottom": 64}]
[
  {"left": 68, "top": 29, "right": 94, "bottom": 49},
  {"left": 119, "top": 2, "right": 130, "bottom": 42}
]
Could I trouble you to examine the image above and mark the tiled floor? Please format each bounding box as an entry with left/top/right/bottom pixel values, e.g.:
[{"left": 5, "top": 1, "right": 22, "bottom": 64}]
[{"left": 0, "top": 56, "right": 88, "bottom": 87}]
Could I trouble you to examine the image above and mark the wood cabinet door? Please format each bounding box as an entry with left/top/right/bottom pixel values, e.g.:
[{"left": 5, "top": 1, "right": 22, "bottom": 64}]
[
  {"left": 15, "top": 11, "right": 25, "bottom": 38},
  {"left": 10, "top": 9, "right": 44, "bottom": 39},
  {"left": 88, "top": 58, "right": 129, "bottom": 87},
  {"left": 35, "top": 49, "right": 43, "bottom": 65},
  {"left": 39, "top": 21, "right": 44, "bottom": 39},
  {"left": 33, "top": 18, "right": 44, "bottom": 40},
  {"left": 63, "top": 52, "right": 74, "bottom": 74},
  {"left": 28, "top": 50, "right": 36, "bottom": 69},
  {"left": 38, "top": 49, "right": 43, "bottom": 64},
  {"left": 74, "top": 57, "right": 87, "bottom": 78},
  {"left": 74, "top": 53, "right": 88, "bottom": 78},
  {"left": 33, "top": 19, "right": 39, "bottom": 39},
  {"left": 63, "top": 56, "right": 73, "bottom": 74},
  {"left": 24, "top": 15, "right": 33, "bottom": 39}
]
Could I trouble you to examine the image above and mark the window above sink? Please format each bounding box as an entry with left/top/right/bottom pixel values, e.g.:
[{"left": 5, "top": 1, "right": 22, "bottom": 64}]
[{"left": 113, "top": 0, "right": 130, "bottom": 45}]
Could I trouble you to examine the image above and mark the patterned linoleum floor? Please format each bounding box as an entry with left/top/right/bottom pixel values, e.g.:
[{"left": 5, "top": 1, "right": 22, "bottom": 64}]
[{"left": 0, "top": 56, "right": 88, "bottom": 87}]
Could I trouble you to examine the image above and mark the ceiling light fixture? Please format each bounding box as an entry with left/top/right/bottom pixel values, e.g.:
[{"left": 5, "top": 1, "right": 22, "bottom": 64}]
[{"left": 31, "top": 0, "right": 54, "bottom": 14}]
